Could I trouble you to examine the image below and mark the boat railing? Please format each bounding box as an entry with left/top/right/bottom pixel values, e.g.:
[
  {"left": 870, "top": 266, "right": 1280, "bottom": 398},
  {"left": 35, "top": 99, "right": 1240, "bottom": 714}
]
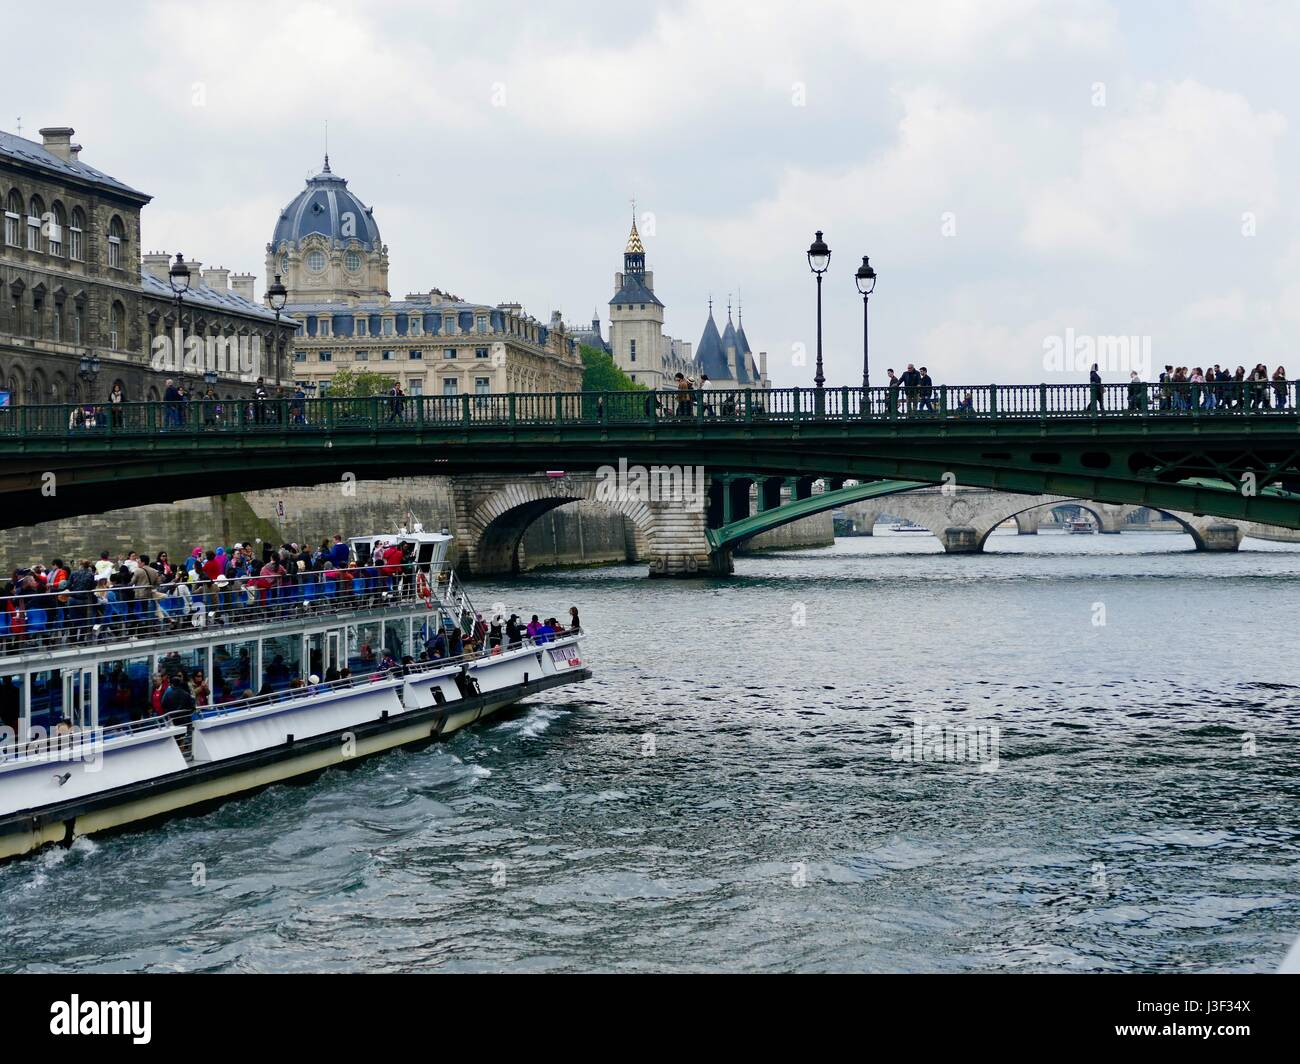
[
  {"left": 191, "top": 628, "right": 583, "bottom": 721},
  {"left": 0, "top": 560, "right": 470, "bottom": 658},
  {"left": 1, "top": 629, "right": 584, "bottom": 765}
]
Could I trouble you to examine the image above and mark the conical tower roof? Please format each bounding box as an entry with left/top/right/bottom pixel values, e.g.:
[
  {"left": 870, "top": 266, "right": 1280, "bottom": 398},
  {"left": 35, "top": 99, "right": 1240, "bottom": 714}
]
[{"left": 695, "top": 302, "right": 732, "bottom": 380}]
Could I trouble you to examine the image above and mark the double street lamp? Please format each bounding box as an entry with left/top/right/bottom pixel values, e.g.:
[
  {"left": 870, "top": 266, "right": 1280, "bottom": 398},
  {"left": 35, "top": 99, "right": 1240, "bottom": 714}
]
[{"left": 78, "top": 353, "right": 100, "bottom": 402}]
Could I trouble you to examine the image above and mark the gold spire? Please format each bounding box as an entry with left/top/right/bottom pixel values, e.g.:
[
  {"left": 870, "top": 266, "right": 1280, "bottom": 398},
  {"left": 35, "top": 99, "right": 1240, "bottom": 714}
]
[{"left": 625, "top": 217, "right": 645, "bottom": 255}]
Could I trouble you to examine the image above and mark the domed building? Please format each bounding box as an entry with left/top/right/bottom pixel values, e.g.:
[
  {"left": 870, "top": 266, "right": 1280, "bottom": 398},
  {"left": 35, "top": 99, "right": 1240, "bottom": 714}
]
[
  {"left": 268, "top": 157, "right": 582, "bottom": 397},
  {"left": 267, "top": 155, "right": 388, "bottom": 304}
]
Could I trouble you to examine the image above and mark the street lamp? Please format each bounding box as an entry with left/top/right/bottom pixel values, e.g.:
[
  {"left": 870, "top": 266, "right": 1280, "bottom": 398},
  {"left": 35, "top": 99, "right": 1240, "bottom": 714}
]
[
  {"left": 266, "top": 274, "right": 288, "bottom": 386},
  {"left": 854, "top": 255, "right": 877, "bottom": 399},
  {"left": 806, "top": 231, "right": 831, "bottom": 407},
  {"left": 78, "top": 353, "right": 100, "bottom": 402},
  {"left": 168, "top": 252, "right": 191, "bottom": 384}
]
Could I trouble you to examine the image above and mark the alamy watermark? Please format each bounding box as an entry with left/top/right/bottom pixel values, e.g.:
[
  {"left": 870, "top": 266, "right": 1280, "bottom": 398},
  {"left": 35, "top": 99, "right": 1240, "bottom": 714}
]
[
  {"left": 150, "top": 328, "right": 262, "bottom": 382},
  {"left": 1042, "top": 328, "right": 1152, "bottom": 380},
  {"left": 891, "top": 715, "right": 1000, "bottom": 772},
  {"left": 595, "top": 458, "right": 706, "bottom": 511}
]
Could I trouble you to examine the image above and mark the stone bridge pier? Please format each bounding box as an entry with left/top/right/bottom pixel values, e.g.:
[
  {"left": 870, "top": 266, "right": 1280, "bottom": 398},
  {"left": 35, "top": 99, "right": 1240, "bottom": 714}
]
[
  {"left": 447, "top": 472, "right": 715, "bottom": 578},
  {"left": 842, "top": 487, "right": 1243, "bottom": 552}
]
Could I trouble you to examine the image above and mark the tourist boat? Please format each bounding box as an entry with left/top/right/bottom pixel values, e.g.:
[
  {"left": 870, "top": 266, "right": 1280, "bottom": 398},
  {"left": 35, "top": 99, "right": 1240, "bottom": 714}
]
[
  {"left": 889, "top": 521, "right": 930, "bottom": 533},
  {"left": 1065, "top": 518, "right": 1096, "bottom": 534},
  {"left": 0, "top": 526, "right": 589, "bottom": 862}
]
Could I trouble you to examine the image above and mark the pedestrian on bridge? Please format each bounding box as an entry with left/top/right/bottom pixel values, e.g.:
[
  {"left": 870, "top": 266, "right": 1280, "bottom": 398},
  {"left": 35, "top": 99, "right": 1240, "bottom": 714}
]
[
  {"left": 900, "top": 364, "right": 921, "bottom": 414},
  {"left": 886, "top": 369, "right": 900, "bottom": 415},
  {"left": 918, "top": 367, "right": 934, "bottom": 413},
  {"left": 1088, "top": 364, "right": 1104, "bottom": 413},
  {"left": 1127, "top": 371, "right": 1144, "bottom": 412}
]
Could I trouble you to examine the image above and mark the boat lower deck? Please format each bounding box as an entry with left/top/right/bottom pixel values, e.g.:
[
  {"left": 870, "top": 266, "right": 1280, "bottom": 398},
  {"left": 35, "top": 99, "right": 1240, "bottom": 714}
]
[{"left": 0, "top": 665, "right": 589, "bottom": 862}]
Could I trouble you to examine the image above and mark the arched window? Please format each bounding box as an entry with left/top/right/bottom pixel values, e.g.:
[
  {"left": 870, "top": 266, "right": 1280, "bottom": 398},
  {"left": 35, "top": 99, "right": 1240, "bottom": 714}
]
[
  {"left": 146, "top": 385, "right": 160, "bottom": 402},
  {"left": 8, "top": 371, "right": 23, "bottom": 406},
  {"left": 27, "top": 195, "right": 45, "bottom": 252},
  {"left": 108, "top": 215, "right": 125, "bottom": 269},
  {"left": 110, "top": 301, "right": 125, "bottom": 349},
  {"left": 49, "top": 201, "right": 66, "bottom": 258},
  {"left": 29, "top": 369, "right": 46, "bottom": 405},
  {"left": 69, "top": 206, "right": 84, "bottom": 261},
  {"left": 3, "top": 189, "right": 20, "bottom": 247},
  {"left": 73, "top": 300, "right": 85, "bottom": 343}
]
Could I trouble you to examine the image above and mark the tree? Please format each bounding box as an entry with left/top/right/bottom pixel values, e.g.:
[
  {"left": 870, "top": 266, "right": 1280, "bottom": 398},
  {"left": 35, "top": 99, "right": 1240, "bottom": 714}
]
[
  {"left": 326, "top": 367, "right": 396, "bottom": 397},
  {"left": 580, "top": 345, "right": 645, "bottom": 392}
]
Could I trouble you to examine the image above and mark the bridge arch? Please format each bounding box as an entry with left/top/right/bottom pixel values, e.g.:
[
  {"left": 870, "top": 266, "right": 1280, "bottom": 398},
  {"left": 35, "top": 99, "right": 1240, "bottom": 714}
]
[
  {"left": 456, "top": 473, "right": 708, "bottom": 577},
  {"left": 978, "top": 500, "right": 1240, "bottom": 552}
]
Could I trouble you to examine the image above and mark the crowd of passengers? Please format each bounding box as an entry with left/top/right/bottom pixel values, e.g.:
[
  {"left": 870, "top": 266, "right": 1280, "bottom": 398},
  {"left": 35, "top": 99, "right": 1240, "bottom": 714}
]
[{"left": 0, "top": 534, "right": 581, "bottom": 654}]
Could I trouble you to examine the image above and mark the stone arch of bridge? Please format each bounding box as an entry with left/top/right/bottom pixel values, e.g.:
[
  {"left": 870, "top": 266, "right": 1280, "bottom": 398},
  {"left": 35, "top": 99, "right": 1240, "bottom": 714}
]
[{"left": 457, "top": 473, "right": 713, "bottom": 577}]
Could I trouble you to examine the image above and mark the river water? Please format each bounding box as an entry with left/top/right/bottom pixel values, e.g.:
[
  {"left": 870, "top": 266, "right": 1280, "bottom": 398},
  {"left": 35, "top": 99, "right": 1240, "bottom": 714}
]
[{"left": 2, "top": 530, "right": 1299, "bottom": 973}]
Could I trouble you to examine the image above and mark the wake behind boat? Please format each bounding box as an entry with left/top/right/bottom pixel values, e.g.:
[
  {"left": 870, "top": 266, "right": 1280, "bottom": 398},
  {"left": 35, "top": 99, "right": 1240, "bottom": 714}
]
[{"left": 0, "top": 527, "right": 588, "bottom": 862}]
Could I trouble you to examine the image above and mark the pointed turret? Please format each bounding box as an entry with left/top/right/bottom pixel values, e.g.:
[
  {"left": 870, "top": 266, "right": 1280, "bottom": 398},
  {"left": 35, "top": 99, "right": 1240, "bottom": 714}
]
[
  {"left": 736, "top": 298, "right": 756, "bottom": 383},
  {"left": 695, "top": 299, "right": 732, "bottom": 381}
]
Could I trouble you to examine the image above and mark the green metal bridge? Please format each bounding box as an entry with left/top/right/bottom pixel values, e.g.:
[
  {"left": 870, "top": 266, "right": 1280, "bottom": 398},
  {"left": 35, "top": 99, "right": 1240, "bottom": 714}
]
[{"left": 2, "top": 382, "right": 1299, "bottom": 537}]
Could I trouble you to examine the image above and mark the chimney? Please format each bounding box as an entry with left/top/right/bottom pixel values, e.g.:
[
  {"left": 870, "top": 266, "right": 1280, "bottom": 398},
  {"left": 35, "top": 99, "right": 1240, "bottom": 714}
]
[
  {"left": 142, "top": 252, "right": 171, "bottom": 282},
  {"left": 183, "top": 260, "right": 203, "bottom": 288},
  {"left": 759, "top": 350, "right": 768, "bottom": 381},
  {"left": 39, "top": 127, "right": 75, "bottom": 163},
  {"left": 230, "top": 273, "right": 256, "bottom": 302},
  {"left": 202, "top": 266, "right": 230, "bottom": 291}
]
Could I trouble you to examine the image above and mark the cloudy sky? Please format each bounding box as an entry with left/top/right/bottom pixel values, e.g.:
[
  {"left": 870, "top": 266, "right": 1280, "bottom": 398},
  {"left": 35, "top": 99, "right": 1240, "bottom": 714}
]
[{"left": 5, "top": 0, "right": 1299, "bottom": 386}]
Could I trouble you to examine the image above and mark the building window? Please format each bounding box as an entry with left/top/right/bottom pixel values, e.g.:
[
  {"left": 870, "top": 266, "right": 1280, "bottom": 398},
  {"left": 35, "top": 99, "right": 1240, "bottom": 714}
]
[
  {"left": 409, "top": 350, "right": 422, "bottom": 359},
  {"left": 442, "top": 378, "right": 458, "bottom": 396},
  {"left": 318, "top": 381, "right": 331, "bottom": 397},
  {"left": 294, "top": 352, "right": 307, "bottom": 363},
  {"left": 355, "top": 349, "right": 368, "bottom": 361},
  {"left": 319, "top": 319, "right": 331, "bottom": 337},
  {"left": 380, "top": 350, "right": 393, "bottom": 360},
  {"left": 444, "top": 348, "right": 458, "bottom": 359},
  {"left": 318, "top": 351, "right": 331, "bottom": 361},
  {"left": 53, "top": 303, "right": 62, "bottom": 342},
  {"left": 48, "top": 203, "right": 65, "bottom": 257},
  {"left": 631, "top": 374, "right": 637, "bottom": 382},
  {"left": 69, "top": 208, "right": 84, "bottom": 261},
  {"left": 279, "top": 254, "right": 290, "bottom": 275},
  {"left": 345, "top": 251, "right": 361, "bottom": 272},
  {"left": 110, "top": 301, "right": 124, "bottom": 349},
  {"left": 27, "top": 212, "right": 43, "bottom": 251},
  {"left": 107, "top": 215, "right": 124, "bottom": 268},
  {"left": 356, "top": 317, "right": 367, "bottom": 337},
  {"left": 444, "top": 315, "right": 456, "bottom": 334},
  {"left": 3, "top": 189, "right": 18, "bottom": 246},
  {"left": 410, "top": 318, "right": 422, "bottom": 336},
  {"left": 306, "top": 250, "right": 326, "bottom": 272},
  {"left": 408, "top": 379, "right": 423, "bottom": 395},
  {"left": 476, "top": 314, "right": 487, "bottom": 333},
  {"left": 630, "top": 339, "right": 636, "bottom": 362},
  {"left": 382, "top": 318, "right": 394, "bottom": 336},
  {"left": 73, "top": 303, "right": 83, "bottom": 342},
  {"left": 475, "top": 377, "right": 490, "bottom": 394},
  {"left": 475, "top": 347, "right": 489, "bottom": 359}
]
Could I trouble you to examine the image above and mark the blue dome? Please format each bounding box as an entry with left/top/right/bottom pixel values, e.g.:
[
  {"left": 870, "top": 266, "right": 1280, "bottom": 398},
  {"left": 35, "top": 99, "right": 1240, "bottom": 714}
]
[{"left": 270, "top": 157, "right": 381, "bottom": 251}]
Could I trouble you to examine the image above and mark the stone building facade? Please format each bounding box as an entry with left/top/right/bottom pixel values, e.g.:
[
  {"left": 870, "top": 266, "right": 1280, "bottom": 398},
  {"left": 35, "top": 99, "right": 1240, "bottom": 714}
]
[
  {"left": 0, "top": 125, "right": 294, "bottom": 403},
  {"left": 269, "top": 158, "right": 584, "bottom": 397}
]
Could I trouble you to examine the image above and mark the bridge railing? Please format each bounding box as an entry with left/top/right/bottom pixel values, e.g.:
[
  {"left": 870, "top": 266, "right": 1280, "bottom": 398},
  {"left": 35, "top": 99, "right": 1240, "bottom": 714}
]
[{"left": 0, "top": 378, "right": 1294, "bottom": 437}]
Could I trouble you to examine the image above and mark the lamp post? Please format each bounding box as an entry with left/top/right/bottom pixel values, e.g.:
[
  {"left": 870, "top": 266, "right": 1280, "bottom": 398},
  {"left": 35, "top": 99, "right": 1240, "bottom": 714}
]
[
  {"left": 78, "top": 353, "right": 100, "bottom": 403},
  {"left": 168, "top": 252, "right": 191, "bottom": 384},
  {"left": 854, "top": 255, "right": 876, "bottom": 405},
  {"left": 806, "top": 231, "right": 831, "bottom": 412},
  {"left": 266, "top": 274, "right": 288, "bottom": 388}
]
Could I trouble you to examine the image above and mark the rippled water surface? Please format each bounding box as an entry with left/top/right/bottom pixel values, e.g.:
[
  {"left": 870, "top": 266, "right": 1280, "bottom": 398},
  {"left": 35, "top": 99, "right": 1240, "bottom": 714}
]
[{"left": 3, "top": 530, "right": 1300, "bottom": 972}]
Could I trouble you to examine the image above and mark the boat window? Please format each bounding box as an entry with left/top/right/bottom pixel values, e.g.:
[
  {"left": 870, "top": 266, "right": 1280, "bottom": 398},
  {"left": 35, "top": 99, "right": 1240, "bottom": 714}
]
[
  {"left": 417, "top": 542, "right": 436, "bottom": 565},
  {"left": 213, "top": 641, "right": 256, "bottom": 701},
  {"left": 99, "top": 657, "right": 150, "bottom": 728},
  {"left": 261, "top": 634, "right": 302, "bottom": 694},
  {"left": 382, "top": 618, "right": 409, "bottom": 663},
  {"left": 0, "top": 674, "right": 23, "bottom": 750},
  {"left": 346, "top": 622, "right": 381, "bottom": 675},
  {"left": 26, "top": 670, "right": 63, "bottom": 740}
]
